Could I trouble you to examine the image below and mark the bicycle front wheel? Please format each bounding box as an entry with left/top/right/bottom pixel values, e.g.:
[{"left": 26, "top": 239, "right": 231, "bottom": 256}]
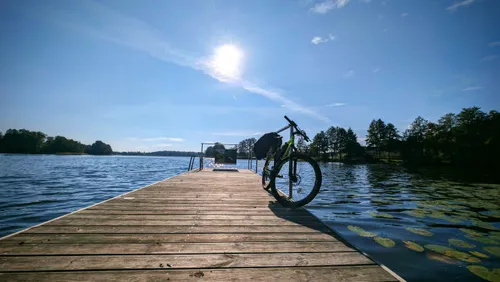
[{"left": 270, "top": 153, "right": 322, "bottom": 208}]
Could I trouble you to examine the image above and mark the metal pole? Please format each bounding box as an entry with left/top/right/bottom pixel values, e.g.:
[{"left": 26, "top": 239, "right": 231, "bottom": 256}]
[{"left": 289, "top": 126, "right": 293, "bottom": 199}]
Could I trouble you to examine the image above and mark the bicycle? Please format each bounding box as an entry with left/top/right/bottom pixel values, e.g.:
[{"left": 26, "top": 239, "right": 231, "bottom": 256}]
[{"left": 261, "top": 116, "right": 322, "bottom": 208}]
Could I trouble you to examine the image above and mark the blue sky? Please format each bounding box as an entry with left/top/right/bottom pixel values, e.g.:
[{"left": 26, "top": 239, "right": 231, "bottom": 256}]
[{"left": 1, "top": 0, "right": 499, "bottom": 152}]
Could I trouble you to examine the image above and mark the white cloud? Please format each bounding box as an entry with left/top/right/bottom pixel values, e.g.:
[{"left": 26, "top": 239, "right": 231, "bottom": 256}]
[
  {"left": 490, "top": 41, "right": 500, "bottom": 47},
  {"left": 446, "top": 0, "right": 477, "bottom": 11},
  {"left": 311, "top": 33, "right": 336, "bottom": 45},
  {"left": 326, "top": 103, "right": 346, "bottom": 107},
  {"left": 130, "top": 137, "right": 184, "bottom": 142},
  {"left": 311, "top": 36, "right": 328, "bottom": 44},
  {"left": 211, "top": 131, "right": 264, "bottom": 137},
  {"left": 49, "top": 1, "right": 329, "bottom": 123},
  {"left": 344, "top": 70, "right": 355, "bottom": 77},
  {"left": 481, "top": 55, "right": 499, "bottom": 62},
  {"left": 462, "top": 86, "right": 483, "bottom": 91},
  {"left": 153, "top": 143, "right": 173, "bottom": 148},
  {"left": 371, "top": 67, "right": 380, "bottom": 73},
  {"left": 310, "top": 0, "right": 351, "bottom": 14},
  {"left": 401, "top": 13, "right": 409, "bottom": 17}
]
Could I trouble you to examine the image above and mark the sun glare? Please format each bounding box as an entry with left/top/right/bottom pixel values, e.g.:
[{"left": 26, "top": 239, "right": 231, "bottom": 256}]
[{"left": 211, "top": 44, "right": 243, "bottom": 80}]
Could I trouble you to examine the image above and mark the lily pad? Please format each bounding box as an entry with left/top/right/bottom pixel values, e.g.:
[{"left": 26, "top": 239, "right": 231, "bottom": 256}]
[
  {"left": 467, "top": 265, "right": 500, "bottom": 282},
  {"left": 404, "top": 210, "right": 427, "bottom": 218},
  {"left": 403, "top": 241, "right": 424, "bottom": 252},
  {"left": 347, "top": 226, "right": 377, "bottom": 237},
  {"left": 358, "top": 231, "right": 377, "bottom": 237},
  {"left": 374, "top": 237, "right": 396, "bottom": 248},
  {"left": 466, "top": 235, "right": 500, "bottom": 245},
  {"left": 460, "top": 228, "right": 485, "bottom": 237},
  {"left": 426, "top": 252, "right": 459, "bottom": 265},
  {"left": 443, "top": 217, "right": 463, "bottom": 224},
  {"left": 448, "top": 238, "right": 475, "bottom": 249},
  {"left": 484, "top": 246, "right": 500, "bottom": 257},
  {"left": 369, "top": 211, "right": 394, "bottom": 219},
  {"left": 444, "top": 249, "right": 481, "bottom": 263},
  {"left": 406, "top": 227, "right": 433, "bottom": 237},
  {"left": 428, "top": 211, "right": 447, "bottom": 219},
  {"left": 347, "top": 225, "right": 364, "bottom": 233},
  {"left": 425, "top": 244, "right": 452, "bottom": 255},
  {"left": 472, "top": 220, "right": 500, "bottom": 231},
  {"left": 470, "top": 251, "right": 489, "bottom": 258}
]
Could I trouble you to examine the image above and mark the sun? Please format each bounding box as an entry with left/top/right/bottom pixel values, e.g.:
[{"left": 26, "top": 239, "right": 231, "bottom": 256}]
[{"left": 211, "top": 44, "right": 243, "bottom": 80}]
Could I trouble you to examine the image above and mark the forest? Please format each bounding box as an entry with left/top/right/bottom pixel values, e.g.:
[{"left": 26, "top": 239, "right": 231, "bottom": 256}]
[
  {"left": 306, "top": 106, "right": 500, "bottom": 167},
  {"left": 0, "top": 129, "right": 113, "bottom": 155},
  {"left": 230, "top": 107, "right": 500, "bottom": 168}
]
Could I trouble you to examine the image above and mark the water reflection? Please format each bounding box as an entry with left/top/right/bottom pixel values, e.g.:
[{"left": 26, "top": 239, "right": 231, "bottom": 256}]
[{"left": 305, "top": 163, "right": 500, "bottom": 281}]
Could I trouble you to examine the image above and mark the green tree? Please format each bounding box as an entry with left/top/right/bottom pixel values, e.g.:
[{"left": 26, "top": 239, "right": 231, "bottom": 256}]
[
  {"left": 401, "top": 116, "right": 429, "bottom": 164},
  {"left": 384, "top": 123, "right": 400, "bottom": 161},
  {"left": 326, "top": 126, "right": 338, "bottom": 159},
  {"left": 366, "top": 119, "right": 387, "bottom": 159},
  {"left": 205, "top": 146, "right": 215, "bottom": 157},
  {"left": 238, "top": 138, "right": 257, "bottom": 157},
  {"left": 344, "top": 128, "right": 363, "bottom": 160},
  {"left": 336, "top": 128, "right": 347, "bottom": 161},
  {"left": 85, "top": 141, "right": 113, "bottom": 155},
  {"left": 1, "top": 129, "right": 46, "bottom": 154},
  {"left": 296, "top": 136, "right": 309, "bottom": 153},
  {"left": 435, "top": 113, "right": 457, "bottom": 162},
  {"left": 310, "top": 131, "right": 328, "bottom": 159}
]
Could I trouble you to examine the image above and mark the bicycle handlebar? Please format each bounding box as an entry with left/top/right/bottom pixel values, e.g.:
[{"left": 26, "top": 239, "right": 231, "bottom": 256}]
[{"left": 284, "top": 115, "right": 310, "bottom": 142}]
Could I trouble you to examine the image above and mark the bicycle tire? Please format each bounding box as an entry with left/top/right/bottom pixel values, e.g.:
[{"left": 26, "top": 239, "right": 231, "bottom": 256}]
[
  {"left": 270, "top": 153, "right": 322, "bottom": 208},
  {"left": 261, "top": 157, "right": 272, "bottom": 190}
]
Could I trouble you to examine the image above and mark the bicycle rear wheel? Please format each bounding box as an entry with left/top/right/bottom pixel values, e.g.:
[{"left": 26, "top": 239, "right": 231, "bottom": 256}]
[
  {"left": 270, "top": 153, "right": 322, "bottom": 208},
  {"left": 261, "top": 157, "right": 273, "bottom": 190}
]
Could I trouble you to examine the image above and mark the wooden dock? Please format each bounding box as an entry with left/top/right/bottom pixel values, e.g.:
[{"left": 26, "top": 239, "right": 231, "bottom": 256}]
[{"left": 0, "top": 169, "right": 402, "bottom": 281}]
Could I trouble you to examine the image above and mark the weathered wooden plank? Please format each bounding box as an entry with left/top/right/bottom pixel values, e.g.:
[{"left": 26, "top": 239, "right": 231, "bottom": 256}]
[
  {"left": 81, "top": 209, "right": 302, "bottom": 215},
  {"left": 0, "top": 252, "right": 374, "bottom": 271},
  {"left": 0, "top": 242, "right": 352, "bottom": 255},
  {"left": 67, "top": 214, "right": 317, "bottom": 221},
  {"left": 25, "top": 225, "right": 332, "bottom": 234},
  {"left": 0, "top": 265, "right": 398, "bottom": 282},
  {"left": 0, "top": 233, "right": 338, "bottom": 244},
  {"left": 46, "top": 219, "right": 325, "bottom": 227}
]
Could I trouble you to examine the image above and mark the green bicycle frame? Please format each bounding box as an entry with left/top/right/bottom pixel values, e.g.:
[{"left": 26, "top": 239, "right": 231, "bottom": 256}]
[{"left": 266, "top": 122, "right": 297, "bottom": 198}]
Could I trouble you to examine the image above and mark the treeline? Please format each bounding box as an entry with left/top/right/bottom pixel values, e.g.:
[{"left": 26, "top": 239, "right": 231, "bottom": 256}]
[
  {"left": 306, "top": 127, "right": 364, "bottom": 162},
  {"left": 115, "top": 151, "right": 201, "bottom": 157},
  {"left": 237, "top": 138, "right": 257, "bottom": 157},
  {"left": 0, "top": 129, "right": 113, "bottom": 155},
  {"left": 365, "top": 107, "right": 500, "bottom": 167}
]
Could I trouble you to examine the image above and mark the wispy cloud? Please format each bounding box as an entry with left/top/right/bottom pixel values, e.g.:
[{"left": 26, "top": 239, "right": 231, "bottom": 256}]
[
  {"left": 211, "top": 131, "right": 264, "bottom": 137},
  {"left": 481, "top": 55, "right": 499, "bottom": 62},
  {"left": 446, "top": 0, "right": 478, "bottom": 11},
  {"left": 326, "top": 103, "right": 346, "bottom": 107},
  {"left": 371, "top": 67, "right": 380, "bottom": 73},
  {"left": 401, "top": 13, "right": 409, "bottom": 17},
  {"left": 153, "top": 143, "right": 173, "bottom": 148},
  {"left": 129, "top": 137, "right": 184, "bottom": 142},
  {"left": 48, "top": 1, "right": 329, "bottom": 122},
  {"left": 311, "top": 34, "right": 336, "bottom": 45},
  {"left": 490, "top": 41, "right": 500, "bottom": 47},
  {"left": 344, "top": 70, "right": 355, "bottom": 77},
  {"left": 310, "top": 0, "right": 351, "bottom": 14},
  {"left": 462, "top": 86, "right": 483, "bottom": 91},
  {"left": 311, "top": 36, "right": 328, "bottom": 44}
]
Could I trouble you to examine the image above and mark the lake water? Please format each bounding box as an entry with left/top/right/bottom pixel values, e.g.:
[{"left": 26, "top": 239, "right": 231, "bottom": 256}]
[{"left": 0, "top": 154, "right": 499, "bottom": 281}]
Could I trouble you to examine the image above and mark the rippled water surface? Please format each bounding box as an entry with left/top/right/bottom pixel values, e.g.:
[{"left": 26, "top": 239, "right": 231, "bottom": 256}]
[
  {"left": 303, "top": 163, "right": 500, "bottom": 282},
  {"left": 1, "top": 155, "right": 499, "bottom": 281}
]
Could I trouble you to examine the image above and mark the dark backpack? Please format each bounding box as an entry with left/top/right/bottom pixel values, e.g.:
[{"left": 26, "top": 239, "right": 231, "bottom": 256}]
[{"left": 253, "top": 132, "right": 282, "bottom": 160}]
